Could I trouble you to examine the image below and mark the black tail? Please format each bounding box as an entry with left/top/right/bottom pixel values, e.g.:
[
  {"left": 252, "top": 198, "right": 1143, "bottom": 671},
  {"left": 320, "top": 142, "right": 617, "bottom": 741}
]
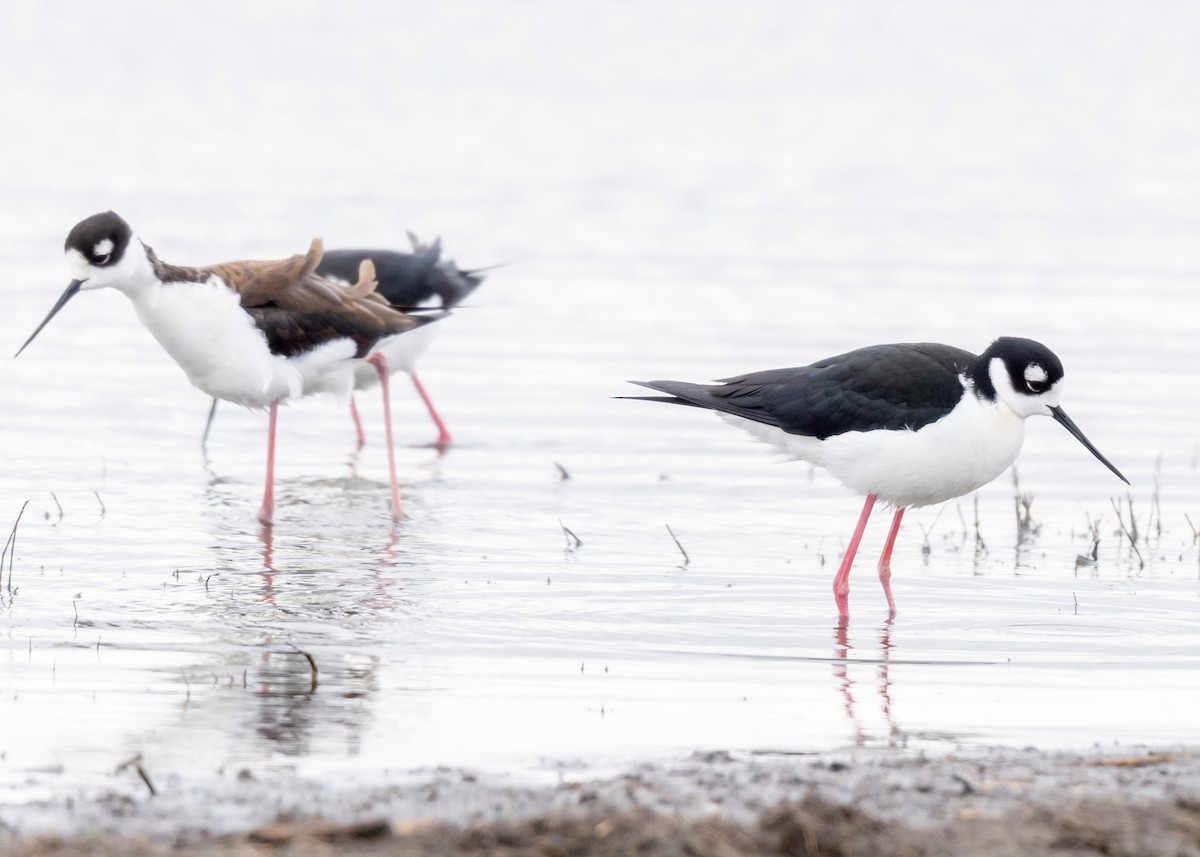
[
  {"left": 619, "top": 380, "right": 717, "bottom": 409},
  {"left": 317, "top": 236, "right": 485, "bottom": 309}
]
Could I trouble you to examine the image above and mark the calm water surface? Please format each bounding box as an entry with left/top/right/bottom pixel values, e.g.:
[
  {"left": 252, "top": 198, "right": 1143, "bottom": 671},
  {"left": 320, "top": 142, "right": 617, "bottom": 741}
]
[{"left": 0, "top": 0, "right": 1198, "bottom": 810}]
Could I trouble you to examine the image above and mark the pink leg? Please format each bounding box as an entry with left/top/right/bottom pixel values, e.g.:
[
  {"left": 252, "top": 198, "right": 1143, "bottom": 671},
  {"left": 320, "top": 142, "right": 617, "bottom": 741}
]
[
  {"left": 877, "top": 508, "right": 904, "bottom": 617},
  {"left": 369, "top": 354, "right": 403, "bottom": 523},
  {"left": 410, "top": 371, "right": 452, "bottom": 447},
  {"left": 832, "top": 493, "right": 876, "bottom": 620},
  {"left": 349, "top": 396, "right": 365, "bottom": 450},
  {"left": 257, "top": 400, "right": 278, "bottom": 526}
]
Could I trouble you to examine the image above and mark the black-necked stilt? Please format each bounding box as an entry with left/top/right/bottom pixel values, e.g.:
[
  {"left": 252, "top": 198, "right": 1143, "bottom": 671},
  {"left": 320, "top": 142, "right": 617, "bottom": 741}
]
[
  {"left": 627, "top": 337, "right": 1129, "bottom": 619},
  {"left": 16, "top": 211, "right": 443, "bottom": 526},
  {"left": 201, "top": 234, "right": 483, "bottom": 449}
]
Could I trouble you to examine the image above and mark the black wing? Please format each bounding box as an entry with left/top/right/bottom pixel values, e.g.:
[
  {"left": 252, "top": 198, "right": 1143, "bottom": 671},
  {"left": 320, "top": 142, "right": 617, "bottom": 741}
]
[
  {"left": 318, "top": 247, "right": 482, "bottom": 308},
  {"left": 629, "top": 343, "right": 977, "bottom": 440},
  {"left": 247, "top": 307, "right": 440, "bottom": 360}
]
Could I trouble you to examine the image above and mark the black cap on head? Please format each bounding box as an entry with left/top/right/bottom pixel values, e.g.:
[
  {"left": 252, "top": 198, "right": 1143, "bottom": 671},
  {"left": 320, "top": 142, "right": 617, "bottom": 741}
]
[
  {"left": 64, "top": 211, "right": 132, "bottom": 268},
  {"left": 975, "top": 337, "right": 1065, "bottom": 400}
]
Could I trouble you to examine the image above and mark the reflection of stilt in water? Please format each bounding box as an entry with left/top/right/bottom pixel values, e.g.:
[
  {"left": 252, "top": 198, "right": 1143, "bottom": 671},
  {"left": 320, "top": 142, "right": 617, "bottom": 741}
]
[
  {"left": 360, "top": 526, "right": 403, "bottom": 609},
  {"left": 251, "top": 632, "right": 321, "bottom": 755},
  {"left": 345, "top": 426, "right": 363, "bottom": 478},
  {"left": 248, "top": 526, "right": 399, "bottom": 757},
  {"left": 256, "top": 520, "right": 404, "bottom": 609},
  {"left": 832, "top": 620, "right": 903, "bottom": 747},
  {"left": 180, "top": 485, "right": 420, "bottom": 759},
  {"left": 258, "top": 523, "right": 275, "bottom": 605},
  {"left": 833, "top": 620, "right": 864, "bottom": 745},
  {"left": 877, "top": 620, "right": 902, "bottom": 744}
]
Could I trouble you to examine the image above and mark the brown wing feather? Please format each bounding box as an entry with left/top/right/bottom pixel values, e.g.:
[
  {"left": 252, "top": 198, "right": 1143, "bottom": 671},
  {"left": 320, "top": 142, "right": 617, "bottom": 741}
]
[
  {"left": 203, "top": 238, "right": 344, "bottom": 309},
  {"left": 151, "top": 239, "right": 429, "bottom": 358},
  {"left": 343, "top": 259, "right": 379, "bottom": 301}
]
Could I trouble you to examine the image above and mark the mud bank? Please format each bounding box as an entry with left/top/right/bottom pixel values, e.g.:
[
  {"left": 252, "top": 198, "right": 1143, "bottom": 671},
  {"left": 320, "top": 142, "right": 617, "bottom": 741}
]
[{"left": 4, "top": 747, "right": 1199, "bottom": 855}]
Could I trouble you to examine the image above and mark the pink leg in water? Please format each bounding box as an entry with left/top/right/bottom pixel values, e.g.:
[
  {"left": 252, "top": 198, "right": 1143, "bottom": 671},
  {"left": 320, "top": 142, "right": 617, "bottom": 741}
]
[
  {"left": 368, "top": 353, "right": 403, "bottom": 523},
  {"left": 832, "top": 493, "right": 877, "bottom": 619},
  {"left": 877, "top": 507, "right": 904, "bottom": 617},
  {"left": 410, "top": 371, "right": 452, "bottom": 447},
  {"left": 257, "top": 400, "right": 279, "bottom": 526},
  {"left": 349, "top": 396, "right": 365, "bottom": 450}
]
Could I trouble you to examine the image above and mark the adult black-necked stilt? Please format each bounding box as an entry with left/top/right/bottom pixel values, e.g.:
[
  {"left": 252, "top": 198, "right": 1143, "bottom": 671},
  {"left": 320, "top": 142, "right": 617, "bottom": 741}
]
[
  {"left": 628, "top": 338, "right": 1129, "bottom": 619},
  {"left": 16, "top": 211, "right": 442, "bottom": 526},
  {"left": 201, "top": 234, "right": 483, "bottom": 449}
]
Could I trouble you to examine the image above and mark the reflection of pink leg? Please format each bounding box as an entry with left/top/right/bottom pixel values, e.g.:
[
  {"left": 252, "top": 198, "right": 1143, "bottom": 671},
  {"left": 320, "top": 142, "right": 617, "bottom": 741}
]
[
  {"left": 410, "top": 372, "right": 451, "bottom": 447},
  {"left": 878, "top": 508, "right": 904, "bottom": 616},
  {"left": 832, "top": 494, "right": 876, "bottom": 619},
  {"left": 349, "top": 396, "right": 365, "bottom": 450},
  {"left": 257, "top": 401, "right": 278, "bottom": 526},
  {"left": 369, "top": 354, "right": 402, "bottom": 523},
  {"left": 832, "top": 620, "right": 864, "bottom": 744}
]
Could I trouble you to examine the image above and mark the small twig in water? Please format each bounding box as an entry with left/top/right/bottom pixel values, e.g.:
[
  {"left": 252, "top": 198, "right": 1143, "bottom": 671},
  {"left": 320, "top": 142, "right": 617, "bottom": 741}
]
[
  {"left": 1110, "top": 495, "right": 1145, "bottom": 570},
  {"left": 1, "top": 501, "right": 30, "bottom": 593},
  {"left": 290, "top": 643, "right": 318, "bottom": 692},
  {"left": 973, "top": 496, "right": 987, "bottom": 556},
  {"left": 94, "top": 491, "right": 106, "bottom": 516},
  {"left": 916, "top": 508, "right": 945, "bottom": 557},
  {"left": 554, "top": 462, "right": 570, "bottom": 481},
  {"left": 955, "top": 504, "right": 970, "bottom": 545},
  {"left": 181, "top": 669, "right": 191, "bottom": 701},
  {"left": 1185, "top": 513, "right": 1199, "bottom": 545},
  {"left": 50, "top": 493, "right": 64, "bottom": 524},
  {"left": 952, "top": 774, "right": 976, "bottom": 796},
  {"left": 1076, "top": 512, "right": 1102, "bottom": 568},
  {"left": 665, "top": 524, "right": 690, "bottom": 566},
  {"left": 1012, "top": 468, "right": 1038, "bottom": 542},
  {"left": 1150, "top": 453, "right": 1163, "bottom": 539},
  {"left": 559, "top": 520, "right": 582, "bottom": 550},
  {"left": 116, "top": 755, "right": 156, "bottom": 797}
]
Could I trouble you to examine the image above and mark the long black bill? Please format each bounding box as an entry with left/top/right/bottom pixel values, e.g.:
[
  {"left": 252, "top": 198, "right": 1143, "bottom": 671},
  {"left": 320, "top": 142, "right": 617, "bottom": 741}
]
[
  {"left": 15, "top": 279, "right": 84, "bottom": 358},
  {"left": 1049, "top": 405, "right": 1129, "bottom": 485}
]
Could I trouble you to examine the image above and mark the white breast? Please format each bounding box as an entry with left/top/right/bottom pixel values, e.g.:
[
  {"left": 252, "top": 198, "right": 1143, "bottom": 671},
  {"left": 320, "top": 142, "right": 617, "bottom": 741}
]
[{"left": 130, "top": 277, "right": 302, "bottom": 409}]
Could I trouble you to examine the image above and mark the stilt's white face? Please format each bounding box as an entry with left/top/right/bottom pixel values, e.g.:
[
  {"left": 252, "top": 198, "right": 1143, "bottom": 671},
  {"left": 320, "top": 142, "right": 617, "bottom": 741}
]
[
  {"left": 988, "top": 355, "right": 1063, "bottom": 418},
  {"left": 62, "top": 210, "right": 143, "bottom": 293},
  {"left": 15, "top": 212, "right": 151, "bottom": 358},
  {"left": 66, "top": 240, "right": 144, "bottom": 292},
  {"left": 975, "top": 336, "right": 1126, "bottom": 485}
]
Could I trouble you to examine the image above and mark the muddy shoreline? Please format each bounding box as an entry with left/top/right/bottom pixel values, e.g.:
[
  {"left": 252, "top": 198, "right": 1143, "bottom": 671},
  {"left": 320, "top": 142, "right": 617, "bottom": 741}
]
[{"left": 5, "top": 746, "right": 1199, "bottom": 855}]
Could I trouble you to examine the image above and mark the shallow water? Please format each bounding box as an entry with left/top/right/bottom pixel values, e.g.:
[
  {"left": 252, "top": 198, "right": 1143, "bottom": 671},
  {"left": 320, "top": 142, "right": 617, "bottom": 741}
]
[{"left": 0, "top": 0, "right": 1198, "bottom": 816}]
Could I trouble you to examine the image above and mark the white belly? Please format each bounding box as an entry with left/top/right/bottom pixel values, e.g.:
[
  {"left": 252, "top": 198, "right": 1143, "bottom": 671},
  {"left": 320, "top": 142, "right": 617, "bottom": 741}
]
[
  {"left": 352, "top": 318, "right": 442, "bottom": 389},
  {"left": 721, "top": 395, "right": 1027, "bottom": 508},
  {"left": 132, "top": 278, "right": 302, "bottom": 409}
]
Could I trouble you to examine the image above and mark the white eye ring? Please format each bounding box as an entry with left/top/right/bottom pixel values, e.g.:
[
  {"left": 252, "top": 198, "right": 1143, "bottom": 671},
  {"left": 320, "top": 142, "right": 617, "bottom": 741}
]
[{"left": 93, "top": 238, "right": 115, "bottom": 265}]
